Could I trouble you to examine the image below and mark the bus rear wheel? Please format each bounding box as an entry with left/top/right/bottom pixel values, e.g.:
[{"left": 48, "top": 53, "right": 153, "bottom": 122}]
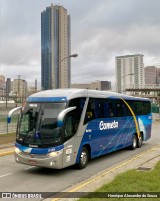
[
  {"left": 78, "top": 147, "right": 89, "bottom": 169},
  {"left": 137, "top": 134, "right": 143, "bottom": 148},
  {"left": 130, "top": 135, "right": 137, "bottom": 150}
]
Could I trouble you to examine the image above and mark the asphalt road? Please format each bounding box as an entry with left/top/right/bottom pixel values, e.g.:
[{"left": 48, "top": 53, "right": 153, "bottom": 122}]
[{"left": 0, "top": 121, "right": 159, "bottom": 200}]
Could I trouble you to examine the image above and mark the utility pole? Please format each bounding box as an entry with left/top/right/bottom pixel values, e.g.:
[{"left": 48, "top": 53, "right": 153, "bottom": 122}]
[{"left": 35, "top": 79, "right": 37, "bottom": 93}]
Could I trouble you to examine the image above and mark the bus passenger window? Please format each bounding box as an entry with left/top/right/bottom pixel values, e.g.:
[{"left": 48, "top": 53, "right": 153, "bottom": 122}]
[
  {"left": 103, "top": 101, "right": 114, "bottom": 118},
  {"left": 84, "top": 98, "right": 95, "bottom": 124},
  {"left": 115, "top": 103, "right": 123, "bottom": 117},
  {"left": 109, "top": 108, "right": 114, "bottom": 117},
  {"left": 94, "top": 99, "right": 103, "bottom": 118},
  {"left": 87, "top": 112, "right": 93, "bottom": 119}
]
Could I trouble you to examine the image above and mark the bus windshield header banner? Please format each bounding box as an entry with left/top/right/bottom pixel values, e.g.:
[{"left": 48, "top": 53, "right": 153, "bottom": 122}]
[{"left": 27, "top": 96, "right": 67, "bottom": 103}]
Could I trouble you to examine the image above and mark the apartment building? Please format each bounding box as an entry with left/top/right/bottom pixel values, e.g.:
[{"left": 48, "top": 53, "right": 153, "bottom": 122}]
[{"left": 116, "top": 54, "right": 144, "bottom": 93}]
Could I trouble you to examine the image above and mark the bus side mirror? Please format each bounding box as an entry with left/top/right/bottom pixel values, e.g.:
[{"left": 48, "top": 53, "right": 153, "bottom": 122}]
[
  {"left": 7, "top": 106, "right": 22, "bottom": 124},
  {"left": 57, "top": 106, "right": 76, "bottom": 127}
]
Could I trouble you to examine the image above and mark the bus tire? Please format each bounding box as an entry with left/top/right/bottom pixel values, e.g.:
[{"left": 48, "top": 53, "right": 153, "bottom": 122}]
[
  {"left": 78, "top": 147, "right": 89, "bottom": 169},
  {"left": 130, "top": 135, "right": 137, "bottom": 150},
  {"left": 137, "top": 133, "right": 143, "bottom": 148}
]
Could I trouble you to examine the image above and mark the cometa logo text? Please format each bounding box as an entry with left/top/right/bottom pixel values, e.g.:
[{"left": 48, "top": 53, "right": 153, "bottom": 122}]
[{"left": 99, "top": 120, "right": 119, "bottom": 130}]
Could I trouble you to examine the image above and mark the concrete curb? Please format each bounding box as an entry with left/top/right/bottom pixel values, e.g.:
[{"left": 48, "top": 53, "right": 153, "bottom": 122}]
[
  {"left": 0, "top": 143, "right": 14, "bottom": 157},
  {"left": 0, "top": 150, "right": 14, "bottom": 157}
]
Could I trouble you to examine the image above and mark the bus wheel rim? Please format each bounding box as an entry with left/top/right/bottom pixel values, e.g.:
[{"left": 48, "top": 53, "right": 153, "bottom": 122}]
[
  {"left": 81, "top": 151, "right": 87, "bottom": 165},
  {"left": 139, "top": 136, "right": 142, "bottom": 146},
  {"left": 133, "top": 137, "right": 137, "bottom": 147}
]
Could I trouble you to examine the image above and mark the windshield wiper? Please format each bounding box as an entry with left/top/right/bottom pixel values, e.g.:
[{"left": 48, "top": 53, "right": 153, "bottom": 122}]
[{"left": 22, "top": 130, "right": 35, "bottom": 143}]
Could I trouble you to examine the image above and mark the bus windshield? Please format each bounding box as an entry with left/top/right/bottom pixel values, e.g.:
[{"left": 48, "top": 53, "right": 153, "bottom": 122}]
[{"left": 17, "top": 102, "right": 66, "bottom": 147}]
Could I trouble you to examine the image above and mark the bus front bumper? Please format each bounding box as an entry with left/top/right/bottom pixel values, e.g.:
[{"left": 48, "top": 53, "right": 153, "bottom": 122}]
[{"left": 15, "top": 151, "right": 63, "bottom": 169}]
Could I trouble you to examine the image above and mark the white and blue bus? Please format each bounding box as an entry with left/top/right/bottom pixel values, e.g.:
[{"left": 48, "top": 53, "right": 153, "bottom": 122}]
[{"left": 8, "top": 89, "right": 152, "bottom": 169}]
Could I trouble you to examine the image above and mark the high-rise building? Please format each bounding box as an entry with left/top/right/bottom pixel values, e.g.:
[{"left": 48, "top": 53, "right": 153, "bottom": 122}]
[
  {"left": 157, "top": 68, "right": 160, "bottom": 85},
  {"left": 90, "top": 80, "right": 111, "bottom": 90},
  {"left": 0, "top": 75, "right": 5, "bottom": 99},
  {"left": 145, "top": 66, "right": 160, "bottom": 86},
  {"left": 41, "top": 3, "right": 71, "bottom": 90},
  {"left": 11, "top": 79, "right": 28, "bottom": 99},
  {"left": 115, "top": 54, "right": 144, "bottom": 93},
  {"left": 6, "top": 78, "right": 11, "bottom": 96}
]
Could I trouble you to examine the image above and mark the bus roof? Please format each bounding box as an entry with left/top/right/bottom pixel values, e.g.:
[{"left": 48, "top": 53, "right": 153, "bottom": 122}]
[{"left": 27, "top": 88, "right": 150, "bottom": 102}]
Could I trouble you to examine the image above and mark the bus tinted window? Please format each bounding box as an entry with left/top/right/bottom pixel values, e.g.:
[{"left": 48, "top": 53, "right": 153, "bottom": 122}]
[
  {"left": 84, "top": 98, "right": 96, "bottom": 124},
  {"left": 84, "top": 98, "right": 132, "bottom": 124},
  {"left": 103, "top": 100, "right": 114, "bottom": 118},
  {"left": 84, "top": 98, "right": 150, "bottom": 125},
  {"left": 127, "top": 100, "right": 151, "bottom": 115},
  {"left": 143, "top": 101, "right": 151, "bottom": 114},
  {"left": 94, "top": 99, "right": 104, "bottom": 118},
  {"left": 114, "top": 100, "right": 131, "bottom": 117}
]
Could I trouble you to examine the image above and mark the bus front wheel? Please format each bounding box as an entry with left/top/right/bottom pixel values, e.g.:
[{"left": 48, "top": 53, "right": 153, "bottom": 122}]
[{"left": 78, "top": 147, "right": 89, "bottom": 169}]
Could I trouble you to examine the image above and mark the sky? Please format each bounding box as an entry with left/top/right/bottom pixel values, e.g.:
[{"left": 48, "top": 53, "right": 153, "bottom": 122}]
[{"left": 0, "top": 0, "right": 160, "bottom": 89}]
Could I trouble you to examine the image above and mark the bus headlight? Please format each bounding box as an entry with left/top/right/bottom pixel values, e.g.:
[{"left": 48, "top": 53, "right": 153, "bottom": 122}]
[
  {"left": 48, "top": 150, "right": 63, "bottom": 157},
  {"left": 15, "top": 147, "right": 21, "bottom": 154}
]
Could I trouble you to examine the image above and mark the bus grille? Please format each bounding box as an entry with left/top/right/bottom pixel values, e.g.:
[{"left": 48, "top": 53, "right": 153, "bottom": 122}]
[{"left": 20, "top": 152, "right": 49, "bottom": 159}]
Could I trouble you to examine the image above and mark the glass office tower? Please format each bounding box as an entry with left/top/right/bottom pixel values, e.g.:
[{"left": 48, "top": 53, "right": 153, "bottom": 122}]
[{"left": 41, "top": 4, "right": 71, "bottom": 90}]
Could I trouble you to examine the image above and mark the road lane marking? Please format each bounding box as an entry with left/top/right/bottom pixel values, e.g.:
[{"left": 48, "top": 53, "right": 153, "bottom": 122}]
[
  {"left": 0, "top": 173, "right": 13, "bottom": 178},
  {"left": 51, "top": 144, "right": 160, "bottom": 201},
  {"left": 0, "top": 150, "right": 14, "bottom": 157}
]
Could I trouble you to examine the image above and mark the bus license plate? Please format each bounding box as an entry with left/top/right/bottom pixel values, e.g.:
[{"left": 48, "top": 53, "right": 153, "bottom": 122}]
[{"left": 29, "top": 160, "right": 37, "bottom": 164}]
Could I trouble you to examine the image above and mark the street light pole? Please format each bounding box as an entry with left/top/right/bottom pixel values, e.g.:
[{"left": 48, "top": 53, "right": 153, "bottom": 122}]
[
  {"left": 121, "top": 73, "right": 134, "bottom": 94},
  {"left": 58, "top": 53, "right": 78, "bottom": 65},
  {"left": 121, "top": 73, "right": 134, "bottom": 78},
  {"left": 55, "top": 53, "right": 78, "bottom": 89}
]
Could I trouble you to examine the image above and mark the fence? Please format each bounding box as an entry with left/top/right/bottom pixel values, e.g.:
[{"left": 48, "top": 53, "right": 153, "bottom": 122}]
[
  {"left": 151, "top": 103, "right": 159, "bottom": 113},
  {"left": 151, "top": 103, "right": 160, "bottom": 120},
  {"left": 0, "top": 107, "right": 19, "bottom": 134}
]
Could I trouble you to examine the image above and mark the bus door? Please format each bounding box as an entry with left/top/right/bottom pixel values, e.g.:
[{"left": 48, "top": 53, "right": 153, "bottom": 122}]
[
  {"left": 62, "top": 98, "right": 86, "bottom": 168},
  {"left": 62, "top": 112, "right": 76, "bottom": 167}
]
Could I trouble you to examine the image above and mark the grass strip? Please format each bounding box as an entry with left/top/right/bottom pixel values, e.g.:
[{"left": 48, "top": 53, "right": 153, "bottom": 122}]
[{"left": 79, "top": 161, "right": 160, "bottom": 201}]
